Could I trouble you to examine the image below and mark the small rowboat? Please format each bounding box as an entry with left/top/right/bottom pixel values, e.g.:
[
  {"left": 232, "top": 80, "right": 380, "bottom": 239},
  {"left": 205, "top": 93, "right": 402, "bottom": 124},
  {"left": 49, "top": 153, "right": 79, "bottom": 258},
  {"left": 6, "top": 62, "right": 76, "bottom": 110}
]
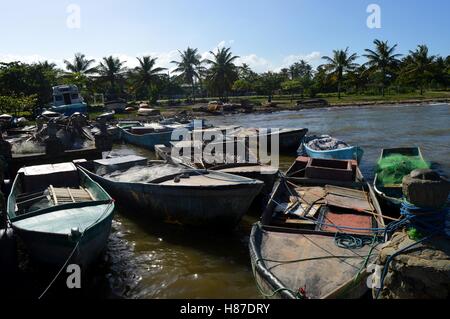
[
  {"left": 155, "top": 140, "right": 279, "bottom": 212},
  {"left": 301, "top": 135, "right": 364, "bottom": 163},
  {"left": 250, "top": 157, "right": 387, "bottom": 299},
  {"left": 78, "top": 157, "right": 264, "bottom": 229},
  {"left": 120, "top": 126, "right": 178, "bottom": 150},
  {"left": 373, "top": 147, "right": 427, "bottom": 208},
  {"left": 7, "top": 162, "right": 115, "bottom": 269}
]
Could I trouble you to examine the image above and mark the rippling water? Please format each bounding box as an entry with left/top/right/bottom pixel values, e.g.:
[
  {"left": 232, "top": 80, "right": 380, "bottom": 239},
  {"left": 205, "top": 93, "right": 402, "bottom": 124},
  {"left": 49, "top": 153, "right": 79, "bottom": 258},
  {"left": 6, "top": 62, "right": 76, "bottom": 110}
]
[{"left": 12, "top": 103, "right": 449, "bottom": 299}]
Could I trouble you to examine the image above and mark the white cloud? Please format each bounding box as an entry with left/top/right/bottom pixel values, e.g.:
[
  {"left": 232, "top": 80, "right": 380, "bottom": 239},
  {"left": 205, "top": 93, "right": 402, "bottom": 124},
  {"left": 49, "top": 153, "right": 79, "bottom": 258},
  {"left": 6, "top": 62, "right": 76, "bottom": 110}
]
[
  {"left": 279, "top": 51, "right": 322, "bottom": 70},
  {"left": 236, "top": 54, "right": 271, "bottom": 73}
]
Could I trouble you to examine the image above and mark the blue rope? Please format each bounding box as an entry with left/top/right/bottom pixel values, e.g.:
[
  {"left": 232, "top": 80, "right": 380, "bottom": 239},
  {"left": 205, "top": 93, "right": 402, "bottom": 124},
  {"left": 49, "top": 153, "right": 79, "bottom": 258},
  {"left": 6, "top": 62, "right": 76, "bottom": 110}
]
[
  {"left": 375, "top": 201, "right": 449, "bottom": 299},
  {"left": 385, "top": 201, "right": 449, "bottom": 238}
]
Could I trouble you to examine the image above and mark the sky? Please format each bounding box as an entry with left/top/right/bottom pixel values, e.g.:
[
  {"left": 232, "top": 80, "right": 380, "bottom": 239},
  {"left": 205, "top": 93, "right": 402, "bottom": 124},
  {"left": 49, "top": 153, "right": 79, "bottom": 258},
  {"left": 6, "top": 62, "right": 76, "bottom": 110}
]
[{"left": 0, "top": 0, "right": 449, "bottom": 72}]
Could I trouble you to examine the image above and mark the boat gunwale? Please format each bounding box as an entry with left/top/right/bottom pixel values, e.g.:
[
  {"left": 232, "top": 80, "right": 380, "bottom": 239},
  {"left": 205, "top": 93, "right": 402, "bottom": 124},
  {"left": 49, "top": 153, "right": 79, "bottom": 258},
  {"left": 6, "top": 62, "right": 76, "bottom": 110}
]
[
  {"left": 78, "top": 165, "right": 264, "bottom": 190},
  {"left": 7, "top": 167, "right": 114, "bottom": 223}
]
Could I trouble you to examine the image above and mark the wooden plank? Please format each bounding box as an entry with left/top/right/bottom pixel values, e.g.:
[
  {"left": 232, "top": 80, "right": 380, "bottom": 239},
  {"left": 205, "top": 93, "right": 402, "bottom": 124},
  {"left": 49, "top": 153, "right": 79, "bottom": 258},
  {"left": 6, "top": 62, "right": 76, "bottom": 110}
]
[
  {"left": 325, "top": 194, "right": 372, "bottom": 212},
  {"left": 50, "top": 185, "right": 58, "bottom": 205},
  {"left": 295, "top": 186, "right": 326, "bottom": 205},
  {"left": 67, "top": 188, "right": 75, "bottom": 203},
  {"left": 83, "top": 187, "right": 95, "bottom": 201},
  {"left": 325, "top": 185, "right": 367, "bottom": 199}
]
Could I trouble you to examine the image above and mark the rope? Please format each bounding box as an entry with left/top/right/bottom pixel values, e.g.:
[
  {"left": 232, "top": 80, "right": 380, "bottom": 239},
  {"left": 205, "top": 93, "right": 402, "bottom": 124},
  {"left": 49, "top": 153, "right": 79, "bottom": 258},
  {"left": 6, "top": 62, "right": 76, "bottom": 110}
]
[
  {"left": 37, "top": 201, "right": 114, "bottom": 299},
  {"left": 38, "top": 240, "right": 81, "bottom": 300},
  {"left": 375, "top": 202, "right": 448, "bottom": 299}
]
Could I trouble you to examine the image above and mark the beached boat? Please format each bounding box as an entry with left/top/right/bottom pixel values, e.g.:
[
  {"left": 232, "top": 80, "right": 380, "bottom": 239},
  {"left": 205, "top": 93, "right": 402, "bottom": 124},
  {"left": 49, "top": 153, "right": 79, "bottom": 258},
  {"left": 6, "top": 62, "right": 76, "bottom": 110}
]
[
  {"left": 78, "top": 156, "right": 264, "bottom": 229},
  {"left": 7, "top": 162, "right": 115, "bottom": 269},
  {"left": 249, "top": 157, "right": 386, "bottom": 299},
  {"left": 301, "top": 135, "right": 364, "bottom": 163},
  {"left": 50, "top": 85, "right": 87, "bottom": 116},
  {"left": 104, "top": 99, "right": 127, "bottom": 112},
  {"left": 373, "top": 147, "right": 427, "bottom": 208}
]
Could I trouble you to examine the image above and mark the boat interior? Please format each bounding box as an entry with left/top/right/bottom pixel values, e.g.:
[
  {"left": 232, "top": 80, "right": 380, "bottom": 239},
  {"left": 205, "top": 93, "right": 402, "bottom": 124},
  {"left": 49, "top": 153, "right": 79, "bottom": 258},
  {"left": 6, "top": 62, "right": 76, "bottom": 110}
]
[
  {"left": 264, "top": 157, "right": 386, "bottom": 234},
  {"left": 8, "top": 163, "right": 109, "bottom": 219}
]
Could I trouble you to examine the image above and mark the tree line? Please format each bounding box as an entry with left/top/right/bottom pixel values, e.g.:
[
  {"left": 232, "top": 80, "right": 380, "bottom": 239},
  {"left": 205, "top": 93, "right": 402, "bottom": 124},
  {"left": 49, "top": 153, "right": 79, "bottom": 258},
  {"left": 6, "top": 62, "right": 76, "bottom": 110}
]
[{"left": 0, "top": 39, "right": 449, "bottom": 115}]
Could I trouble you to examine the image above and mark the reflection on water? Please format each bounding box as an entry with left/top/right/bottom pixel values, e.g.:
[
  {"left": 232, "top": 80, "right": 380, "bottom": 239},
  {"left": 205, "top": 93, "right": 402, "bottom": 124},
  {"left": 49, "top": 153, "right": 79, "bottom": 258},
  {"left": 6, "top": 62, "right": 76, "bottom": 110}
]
[{"left": 11, "top": 104, "right": 449, "bottom": 299}]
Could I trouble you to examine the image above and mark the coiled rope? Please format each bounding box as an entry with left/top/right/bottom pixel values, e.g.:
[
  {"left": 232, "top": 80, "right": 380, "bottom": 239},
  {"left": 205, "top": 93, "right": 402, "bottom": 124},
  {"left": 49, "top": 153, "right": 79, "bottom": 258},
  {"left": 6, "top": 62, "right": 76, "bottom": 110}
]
[{"left": 375, "top": 200, "right": 449, "bottom": 299}]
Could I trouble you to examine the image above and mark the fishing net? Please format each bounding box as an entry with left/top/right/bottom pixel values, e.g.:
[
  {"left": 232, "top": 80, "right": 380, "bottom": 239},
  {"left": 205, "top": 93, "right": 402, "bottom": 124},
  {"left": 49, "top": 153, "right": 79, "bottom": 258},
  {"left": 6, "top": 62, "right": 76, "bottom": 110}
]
[{"left": 376, "top": 154, "right": 430, "bottom": 185}]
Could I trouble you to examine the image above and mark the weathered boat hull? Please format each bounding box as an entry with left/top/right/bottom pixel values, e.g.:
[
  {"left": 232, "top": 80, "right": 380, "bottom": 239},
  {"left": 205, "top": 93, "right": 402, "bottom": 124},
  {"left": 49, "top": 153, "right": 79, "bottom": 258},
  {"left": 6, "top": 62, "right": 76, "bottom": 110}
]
[
  {"left": 120, "top": 128, "right": 177, "bottom": 150},
  {"left": 81, "top": 167, "right": 263, "bottom": 229},
  {"left": 303, "top": 144, "right": 364, "bottom": 163},
  {"left": 277, "top": 129, "right": 309, "bottom": 152},
  {"left": 249, "top": 223, "right": 374, "bottom": 299},
  {"left": 12, "top": 209, "right": 113, "bottom": 269}
]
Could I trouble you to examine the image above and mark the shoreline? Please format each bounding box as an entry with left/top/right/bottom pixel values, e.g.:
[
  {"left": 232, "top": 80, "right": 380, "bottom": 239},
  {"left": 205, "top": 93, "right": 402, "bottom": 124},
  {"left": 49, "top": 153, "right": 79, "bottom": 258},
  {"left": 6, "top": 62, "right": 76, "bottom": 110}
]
[{"left": 160, "top": 98, "right": 450, "bottom": 118}]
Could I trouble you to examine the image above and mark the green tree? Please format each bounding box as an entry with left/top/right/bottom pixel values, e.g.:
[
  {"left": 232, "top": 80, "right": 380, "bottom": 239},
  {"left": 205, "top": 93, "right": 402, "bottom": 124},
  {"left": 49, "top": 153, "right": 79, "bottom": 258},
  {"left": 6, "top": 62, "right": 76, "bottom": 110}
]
[
  {"left": 321, "top": 48, "right": 359, "bottom": 99},
  {"left": 281, "top": 79, "right": 302, "bottom": 102},
  {"left": 205, "top": 47, "right": 239, "bottom": 99},
  {"left": 131, "top": 56, "right": 166, "bottom": 100},
  {"left": 64, "top": 53, "right": 97, "bottom": 75},
  {"left": 405, "top": 45, "right": 436, "bottom": 95},
  {"left": 289, "top": 60, "right": 313, "bottom": 80},
  {"left": 255, "top": 72, "right": 284, "bottom": 102},
  {"left": 364, "top": 39, "right": 402, "bottom": 96},
  {"left": 171, "top": 47, "right": 202, "bottom": 101},
  {"left": 0, "top": 62, "right": 57, "bottom": 108},
  {"left": 97, "top": 56, "right": 127, "bottom": 94},
  {"left": 232, "top": 79, "right": 253, "bottom": 95}
]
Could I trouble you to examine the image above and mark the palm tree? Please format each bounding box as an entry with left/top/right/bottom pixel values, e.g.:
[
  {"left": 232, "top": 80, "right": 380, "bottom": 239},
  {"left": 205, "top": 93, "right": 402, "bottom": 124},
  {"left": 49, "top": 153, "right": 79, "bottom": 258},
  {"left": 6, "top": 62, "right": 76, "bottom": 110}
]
[
  {"left": 64, "top": 53, "right": 97, "bottom": 75},
  {"left": 406, "top": 45, "right": 436, "bottom": 95},
  {"left": 132, "top": 56, "right": 166, "bottom": 97},
  {"left": 97, "top": 56, "right": 127, "bottom": 93},
  {"left": 205, "top": 47, "right": 239, "bottom": 99},
  {"left": 171, "top": 47, "right": 202, "bottom": 101},
  {"left": 321, "top": 48, "right": 359, "bottom": 99},
  {"left": 364, "top": 39, "right": 402, "bottom": 96}
]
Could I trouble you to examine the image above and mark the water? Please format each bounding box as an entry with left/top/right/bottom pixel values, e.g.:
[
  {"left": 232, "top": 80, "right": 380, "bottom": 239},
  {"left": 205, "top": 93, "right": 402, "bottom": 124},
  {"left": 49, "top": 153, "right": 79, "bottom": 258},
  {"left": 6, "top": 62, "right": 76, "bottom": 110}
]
[{"left": 11, "top": 103, "right": 449, "bottom": 299}]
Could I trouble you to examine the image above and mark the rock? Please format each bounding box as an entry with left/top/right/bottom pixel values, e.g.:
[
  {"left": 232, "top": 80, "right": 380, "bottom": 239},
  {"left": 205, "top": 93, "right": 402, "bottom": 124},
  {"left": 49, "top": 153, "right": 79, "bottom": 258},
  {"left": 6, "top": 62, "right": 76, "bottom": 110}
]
[
  {"left": 375, "top": 232, "right": 450, "bottom": 299},
  {"left": 403, "top": 169, "right": 450, "bottom": 209}
]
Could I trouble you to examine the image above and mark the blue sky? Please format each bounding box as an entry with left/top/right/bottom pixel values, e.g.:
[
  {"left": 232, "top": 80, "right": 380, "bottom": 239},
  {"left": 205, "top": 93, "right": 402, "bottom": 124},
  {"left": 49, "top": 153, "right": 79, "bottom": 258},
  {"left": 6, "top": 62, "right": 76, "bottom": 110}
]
[{"left": 0, "top": 0, "right": 449, "bottom": 72}]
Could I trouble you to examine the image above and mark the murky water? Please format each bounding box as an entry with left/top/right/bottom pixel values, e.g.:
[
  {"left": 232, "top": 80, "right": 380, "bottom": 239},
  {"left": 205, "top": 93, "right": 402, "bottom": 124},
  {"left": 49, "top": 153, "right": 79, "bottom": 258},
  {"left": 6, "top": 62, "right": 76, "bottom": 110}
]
[{"left": 11, "top": 103, "right": 449, "bottom": 299}]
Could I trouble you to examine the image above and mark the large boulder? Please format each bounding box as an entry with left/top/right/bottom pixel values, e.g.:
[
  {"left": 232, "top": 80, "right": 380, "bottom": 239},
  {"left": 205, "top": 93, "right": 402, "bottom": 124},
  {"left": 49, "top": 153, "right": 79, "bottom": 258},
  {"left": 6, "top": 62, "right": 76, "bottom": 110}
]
[
  {"left": 375, "top": 232, "right": 450, "bottom": 299},
  {"left": 402, "top": 169, "right": 450, "bottom": 209}
]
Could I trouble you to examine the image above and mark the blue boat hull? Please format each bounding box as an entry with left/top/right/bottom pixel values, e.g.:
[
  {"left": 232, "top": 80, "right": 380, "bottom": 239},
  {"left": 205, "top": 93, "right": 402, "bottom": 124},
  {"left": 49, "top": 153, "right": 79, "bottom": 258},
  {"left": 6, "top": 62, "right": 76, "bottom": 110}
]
[
  {"left": 303, "top": 144, "right": 364, "bottom": 163},
  {"left": 120, "top": 128, "right": 179, "bottom": 151},
  {"left": 51, "top": 102, "right": 88, "bottom": 116}
]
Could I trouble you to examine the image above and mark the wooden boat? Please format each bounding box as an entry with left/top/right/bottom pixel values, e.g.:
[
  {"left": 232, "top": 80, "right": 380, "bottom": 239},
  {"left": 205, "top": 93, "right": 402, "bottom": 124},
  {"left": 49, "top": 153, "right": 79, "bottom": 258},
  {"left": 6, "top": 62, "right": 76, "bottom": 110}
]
[
  {"left": 78, "top": 156, "right": 264, "bottom": 229},
  {"left": 7, "top": 162, "right": 115, "bottom": 269},
  {"left": 373, "top": 147, "right": 426, "bottom": 208},
  {"left": 301, "top": 135, "right": 364, "bottom": 163},
  {"left": 155, "top": 140, "right": 279, "bottom": 211},
  {"left": 120, "top": 126, "right": 177, "bottom": 150},
  {"left": 249, "top": 157, "right": 387, "bottom": 299},
  {"left": 229, "top": 127, "right": 308, "bottom": 153}
]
